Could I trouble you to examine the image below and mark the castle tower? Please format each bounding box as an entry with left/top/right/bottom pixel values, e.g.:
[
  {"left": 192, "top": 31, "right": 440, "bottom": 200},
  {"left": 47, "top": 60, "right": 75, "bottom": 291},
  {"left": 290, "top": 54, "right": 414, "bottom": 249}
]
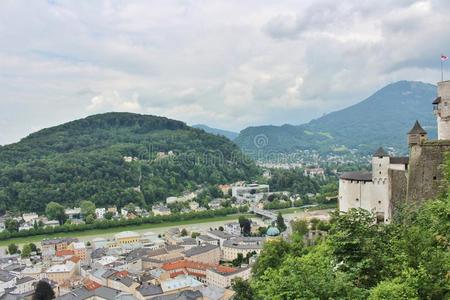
[
  {"left": 433, "top": 81, "right": 450, "bottom": 140},
  {"left": 372, "top": 147, "right": 390, "bottom": 180},
  {"left": 408, "top": 120, "right": 427, "bottom": 146}
]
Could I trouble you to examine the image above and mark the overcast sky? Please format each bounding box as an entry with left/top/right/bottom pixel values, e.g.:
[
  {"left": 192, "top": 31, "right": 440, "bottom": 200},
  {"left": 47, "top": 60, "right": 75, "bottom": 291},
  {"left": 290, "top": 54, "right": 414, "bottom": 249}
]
[{"left": 1, "top": 0, "right": 449, "bottom": 145}]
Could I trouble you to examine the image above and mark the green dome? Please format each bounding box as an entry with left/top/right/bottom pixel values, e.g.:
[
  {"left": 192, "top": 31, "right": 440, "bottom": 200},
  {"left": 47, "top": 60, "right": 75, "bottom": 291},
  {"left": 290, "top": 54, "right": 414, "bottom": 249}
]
[{"left": 266, "top": 226, "right": 280, "bottom": 236}]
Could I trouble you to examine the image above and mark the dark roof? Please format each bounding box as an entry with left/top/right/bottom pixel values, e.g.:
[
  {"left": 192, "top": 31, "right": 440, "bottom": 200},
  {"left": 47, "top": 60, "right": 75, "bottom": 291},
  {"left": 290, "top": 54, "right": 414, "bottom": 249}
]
[
  {"left": 137, "top": 283, "right": 163, "bottom": 297},
  {"left": 432, "top": 96, "right": 441, "bottom": 104},
  {"left": 152, "top": 290, "right": 203, "bottom": 300},
  {"left": 90, "top": 248, "right": 107, "bottom": 259},
  {"left": 390, "top": 157, "right": 409, "bottom": 165},
  {"left": 340, "top": 172, "right": 372, "bottom": 182},
  {"left": 182, "top": 243, "right": 219, "bottom": 257},
  {"left": 408, "top": 120, "right": 427, "bottom": 135},
  {"left": 373, "top": 147, "right": 389, "bottom": 157},
  {"left": 0, "top": 270, "right": 15, "bottom": 283}
]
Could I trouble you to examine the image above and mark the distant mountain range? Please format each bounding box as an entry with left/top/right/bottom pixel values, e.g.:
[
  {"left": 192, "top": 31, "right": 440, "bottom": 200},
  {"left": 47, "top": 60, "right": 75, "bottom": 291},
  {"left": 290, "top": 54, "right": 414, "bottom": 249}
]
[
  {"left": 234, "top": 81, "right": 437, "bottom": 156},
  {"left": 192, "top": 124, "right": 239, "bottom": 140}
]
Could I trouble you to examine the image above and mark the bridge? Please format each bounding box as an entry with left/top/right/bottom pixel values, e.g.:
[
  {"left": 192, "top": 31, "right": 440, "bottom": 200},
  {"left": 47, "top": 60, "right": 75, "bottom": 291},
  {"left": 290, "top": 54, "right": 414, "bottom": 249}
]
[{"left": 250, "top": 207, "right": 277, "bottom": 221}]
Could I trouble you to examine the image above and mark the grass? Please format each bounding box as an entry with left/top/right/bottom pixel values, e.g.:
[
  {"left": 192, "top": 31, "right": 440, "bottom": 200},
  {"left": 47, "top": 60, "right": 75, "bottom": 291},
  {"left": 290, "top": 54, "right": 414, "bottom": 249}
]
[{"left": 0, "top": 214, "right": 252, "bottom": 247}]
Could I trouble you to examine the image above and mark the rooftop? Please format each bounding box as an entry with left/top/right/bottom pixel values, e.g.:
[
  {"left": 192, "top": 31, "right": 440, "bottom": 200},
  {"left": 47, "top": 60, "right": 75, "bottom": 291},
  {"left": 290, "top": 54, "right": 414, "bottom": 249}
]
[
  {"left": 340, "top": 172, "right": 372, "bottom": 182},
  {"left": 182, "top": 244, "right": 219, "bottom": 257},
  {"left": 408, "top": 120, "right": 427, "bottom": 135}
]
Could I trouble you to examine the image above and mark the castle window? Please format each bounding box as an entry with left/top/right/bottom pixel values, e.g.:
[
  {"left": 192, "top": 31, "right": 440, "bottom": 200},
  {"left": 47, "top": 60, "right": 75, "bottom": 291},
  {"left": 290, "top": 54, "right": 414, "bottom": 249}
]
[
  {"left": 433, "top": 176, "right": 437, "bottom": 180},
  {"left": 379, "top": 171, "right": 381, "bottom": 175},
  {"left": 355, "top": 198, "right": 359, "bottom": 202},
  {"left": 379, "top": 164, "right": 381, "bottom": 167},
  {"left": 378, "top": 201, "right": 381, "bottom": 204}
]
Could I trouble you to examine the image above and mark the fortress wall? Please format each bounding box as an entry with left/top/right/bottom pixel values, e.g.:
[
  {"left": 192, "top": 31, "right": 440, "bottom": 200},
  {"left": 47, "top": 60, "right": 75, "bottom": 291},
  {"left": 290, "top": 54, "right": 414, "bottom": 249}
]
[
  {"left": 407, "top": 141, "right": 450, "bottom": 205},
  {"left": 389, "top": 169, "right": 407, "bottom": 214}
]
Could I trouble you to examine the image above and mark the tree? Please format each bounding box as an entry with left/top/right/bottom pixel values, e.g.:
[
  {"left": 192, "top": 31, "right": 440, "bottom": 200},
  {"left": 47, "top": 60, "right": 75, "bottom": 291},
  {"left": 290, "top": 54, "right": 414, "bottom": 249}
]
[
  {"left": 5, "top": 218, "right": 19, "bottom": 232},
  {"left": 252, "top": 239, "right": 292, "bottom": 278},
  {"left": 291, "top": 219, "right": 308, "bottom": 236},
  {"left": 239, "top": 216, "right": 251, "bottom": 236},
  {"left": 45, "top": 202, "right": 66, "bottom": 225},
  {"left": 276, "top": 212, "right": 286, "bottom": 232},
  {"left": 29, "top": 243, "right": 38, "bottom": 252},
  {"left": 218, "top": 226, "right": 224, "bottom": 231},
  {"left": 252, "top": 244, "right": 366, "bottom": 299},
  {"left": 104, "top": 211, "right": 114, "bottom": 220},
  {"left": 231, "top": 278, "right": 254, "bottom": 300},
  {"left": 85, "top": 214, "right": 95, "bottom": 224},
  {"left": 124, "top": 202, "right": 137, "bottom": 214},
  {"left": 8, "top": 243, "right": 18, "bottom": 255},
  {"left": 33, "top": 280, "right": 55, "bottom": 300},
  {"left": 21, "top": 244, "right": 32, "bottom": 258},
  {"left": 191, "top": 232, "right": 200, "bottom": 238},
  {"left": 80, "top": 200, "right": 96, "bottom": 220},
  {"left": 180, "top": 228, "right": 188, "bottom": 236}
]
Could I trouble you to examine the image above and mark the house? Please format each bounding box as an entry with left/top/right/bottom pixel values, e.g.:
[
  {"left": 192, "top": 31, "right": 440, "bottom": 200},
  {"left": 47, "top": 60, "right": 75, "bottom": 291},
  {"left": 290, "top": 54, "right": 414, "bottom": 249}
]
[
  {"left": 188, "top": 202, "right": 199, "bottom": 211},
  {"left": 114, "top": 231, "right": 140, "bottom": 246},
  {"left": 209, "top": 199, "right": 223, "bottom": 209},
  {"left": 223, "top": 222, "right": 241, "bottom": 236},
  {"left": 68, "top": 242, "right": 88, "bottom": 262},
  {"left": 195, "top": 235, "right": 219, "bottom": 246},
  {"left": 46, "top": 261, "right": 78, "bottom": 284},
  {"left": 65, "top": 208, "right": 81, "bottom": 220},
  {"left": 0, "top": 270, "right": 17, "bottom": 291},
  {"left": 95, "top": 208, "right": 106, "bottom": 219},
  {"left": 22, "top": 213, "right": 39, "bottom": 223},
  {"left": 11, "top": 276, "right": 36, "bottom": 294},
  {"left": 182, "top": 244, "right": 221, "bottom": 265},
  {"left": 152, "top": 205, "right": 171, "bottom": 216},
  {"left": 206, "top": 266, "right": 251, "bottom": 288},
  {"left": 222, "top": 237, "right": 265, "bottom": 261},
  {"left": 206, "top": 230, "right": 234, "bottom": 247},
  {"left": 41, "top": 238, "right": 79, "bottom": 259}
]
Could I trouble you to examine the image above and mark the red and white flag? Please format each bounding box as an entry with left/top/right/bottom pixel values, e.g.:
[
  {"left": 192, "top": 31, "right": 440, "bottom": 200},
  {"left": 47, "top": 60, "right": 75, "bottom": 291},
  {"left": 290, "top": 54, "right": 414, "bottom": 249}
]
[{"left": 441, "top": 54, "right": 448, "bottom": 61}]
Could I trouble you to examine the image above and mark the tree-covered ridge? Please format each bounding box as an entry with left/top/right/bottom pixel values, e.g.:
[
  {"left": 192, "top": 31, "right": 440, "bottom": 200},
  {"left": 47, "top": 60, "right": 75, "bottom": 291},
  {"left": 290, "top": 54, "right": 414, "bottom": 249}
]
[
  {"left": 235, "top": 154, "right": 450, "bottom": 300},
  {"left": 0, "top": 112, "right": 259, "bottom": 213}
]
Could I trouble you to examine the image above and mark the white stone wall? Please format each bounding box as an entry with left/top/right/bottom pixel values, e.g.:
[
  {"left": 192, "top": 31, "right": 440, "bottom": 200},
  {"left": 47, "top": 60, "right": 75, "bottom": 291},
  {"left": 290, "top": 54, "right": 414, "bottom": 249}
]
[
  {"left": 437, "top": 81, "right": 450, "bottom": 140},
  {"left": 338, "top": 178, "right": 390, "bottom": 222}
]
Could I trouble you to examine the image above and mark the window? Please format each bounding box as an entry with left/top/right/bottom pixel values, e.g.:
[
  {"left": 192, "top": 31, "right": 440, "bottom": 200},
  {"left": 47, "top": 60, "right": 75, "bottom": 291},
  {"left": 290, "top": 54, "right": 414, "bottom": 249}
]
[
  {"left": 355, "top": 198, "right": 359, "bottom": 202},
  {"left": 378, "top": 201, "right": 381, "bottom": 204}
]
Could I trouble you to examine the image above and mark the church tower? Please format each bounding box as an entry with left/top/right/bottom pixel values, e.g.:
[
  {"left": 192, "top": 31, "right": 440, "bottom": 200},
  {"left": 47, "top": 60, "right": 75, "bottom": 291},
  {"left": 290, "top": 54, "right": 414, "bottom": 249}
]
[{"left": 433, "top": 81, "right": 450, "bottom": 140}]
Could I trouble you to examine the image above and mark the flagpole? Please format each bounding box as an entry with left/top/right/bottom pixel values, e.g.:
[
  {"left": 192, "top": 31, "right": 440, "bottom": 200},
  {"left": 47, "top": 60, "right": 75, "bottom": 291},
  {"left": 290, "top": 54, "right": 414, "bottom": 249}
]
[{"left": 441, "top": 59, "right": 444, "bottom": 82}]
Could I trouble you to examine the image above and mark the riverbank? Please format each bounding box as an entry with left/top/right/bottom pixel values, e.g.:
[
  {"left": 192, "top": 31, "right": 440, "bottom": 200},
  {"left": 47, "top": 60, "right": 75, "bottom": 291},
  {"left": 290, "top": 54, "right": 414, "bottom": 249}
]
[{"left": 0, "top": 214, "right": 252, "bottom": 247}]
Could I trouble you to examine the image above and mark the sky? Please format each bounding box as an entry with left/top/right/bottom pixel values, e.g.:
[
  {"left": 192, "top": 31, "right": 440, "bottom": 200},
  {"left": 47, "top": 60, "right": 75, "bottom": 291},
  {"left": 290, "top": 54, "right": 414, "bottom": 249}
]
[{"left": 1, "top": 0, "right": 450, "bottom": 145}]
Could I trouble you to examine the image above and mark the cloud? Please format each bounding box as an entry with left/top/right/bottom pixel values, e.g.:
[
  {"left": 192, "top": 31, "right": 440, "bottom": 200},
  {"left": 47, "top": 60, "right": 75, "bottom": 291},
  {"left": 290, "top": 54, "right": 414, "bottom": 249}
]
[
  {"left": 0, "top": 0, "right": 449, "bottom": 144},
  {"left": 88, "top": 91, "right": 141, "bottom": 112}
]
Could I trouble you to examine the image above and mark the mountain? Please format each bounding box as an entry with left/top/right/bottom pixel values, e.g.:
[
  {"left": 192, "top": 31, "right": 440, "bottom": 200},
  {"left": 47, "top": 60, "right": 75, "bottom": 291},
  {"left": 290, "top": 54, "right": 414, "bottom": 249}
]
[
  {"left": 0, "top": 112, "right": 259, "bottom": 213},
  {"left": 192, "top": 124, "right": 239, "bottom": 140},
  {"left": 235, "top": 81, "right": 437, "bottom": 156}
]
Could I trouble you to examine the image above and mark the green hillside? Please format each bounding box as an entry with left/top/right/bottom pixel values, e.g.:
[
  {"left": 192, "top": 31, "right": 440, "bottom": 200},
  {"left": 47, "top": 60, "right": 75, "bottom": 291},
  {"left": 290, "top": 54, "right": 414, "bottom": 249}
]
[
  {"left": 0, "top": 113, "right": 259, "bottom": 213},
  {"left": 235, "top": 81, "right": 437, "bottom": 156}
]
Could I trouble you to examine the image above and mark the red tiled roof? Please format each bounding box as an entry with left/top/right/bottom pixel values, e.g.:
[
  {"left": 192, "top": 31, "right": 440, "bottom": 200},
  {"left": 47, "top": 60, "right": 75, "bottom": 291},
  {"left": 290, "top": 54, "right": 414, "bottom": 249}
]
[
  {"left": 169, "top": 271, "right": 185, "bottom": 278},
  {"left": 215, "top": 265, "right": 237, "bottom": 273},
  {"left": 70, "top": 256, "right": 81, "bottom": 263},
  {"left": 162, "top": 259, "right": 213, "bottom": 271},
  {"left": 84, "top": 279, "right": 102, "bottom": 291},
  {"left": 115, "top": 270, "right": 129, "bottom": 277},
  {"left": 56, "top": 249, "right": 75, "bottom": 257}
]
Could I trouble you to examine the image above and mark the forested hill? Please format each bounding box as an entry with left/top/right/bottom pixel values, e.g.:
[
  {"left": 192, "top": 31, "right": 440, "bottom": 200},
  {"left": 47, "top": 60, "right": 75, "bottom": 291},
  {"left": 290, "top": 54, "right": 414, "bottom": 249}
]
[
  {"left": 235, "top": 81, "right": 437, "bottom": 155},
  {"left": 0, "top": 113, "right": 259, "bottom": 213}
]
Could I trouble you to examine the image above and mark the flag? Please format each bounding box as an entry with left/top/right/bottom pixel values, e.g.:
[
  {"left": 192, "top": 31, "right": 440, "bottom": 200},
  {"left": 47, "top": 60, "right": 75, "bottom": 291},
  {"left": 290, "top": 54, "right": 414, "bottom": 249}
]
[{"left": 441, "top": 54, "right": 448, "bottom": 61}]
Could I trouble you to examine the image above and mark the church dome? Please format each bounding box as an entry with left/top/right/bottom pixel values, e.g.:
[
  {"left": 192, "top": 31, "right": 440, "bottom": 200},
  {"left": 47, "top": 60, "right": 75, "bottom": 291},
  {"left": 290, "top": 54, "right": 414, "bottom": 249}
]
[{"left": 266, "top": 226, "right": 280, "bottom": 236}]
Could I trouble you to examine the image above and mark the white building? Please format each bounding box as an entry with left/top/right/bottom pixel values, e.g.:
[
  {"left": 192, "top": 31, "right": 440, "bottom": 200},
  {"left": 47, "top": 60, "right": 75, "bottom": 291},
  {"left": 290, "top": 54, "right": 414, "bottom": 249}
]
[
  {"left": 231, "top": 184, "right": 269, "bottom": 202},
  {"left": 223, "top": 222, "right": 241, "bottom": 236},
  {"left": 338, "top": 147, "right": 408, "bottom": 223},
  {"left": 95, "top": 208, "right": 106, "bottom": 219},
  {"left": 433, "top": 80, "right": 450, "bottom": 140},
  {"left": 22, "top": 213, "right": 39, "bottom": 223}
]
